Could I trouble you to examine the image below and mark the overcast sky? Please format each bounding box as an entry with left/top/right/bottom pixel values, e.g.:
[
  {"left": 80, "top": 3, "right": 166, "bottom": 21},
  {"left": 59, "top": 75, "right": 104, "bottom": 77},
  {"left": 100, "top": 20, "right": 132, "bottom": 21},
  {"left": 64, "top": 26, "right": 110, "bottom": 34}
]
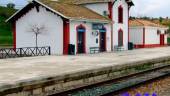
[{"left": 0, "top": 0, "right": 170, "bottom": 18}]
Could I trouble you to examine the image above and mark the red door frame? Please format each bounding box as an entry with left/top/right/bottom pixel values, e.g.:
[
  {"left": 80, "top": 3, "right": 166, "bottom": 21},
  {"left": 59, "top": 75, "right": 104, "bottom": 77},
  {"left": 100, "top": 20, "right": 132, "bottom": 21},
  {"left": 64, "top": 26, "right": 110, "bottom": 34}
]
[
  {"left": 76, "top": 24, "right": 86, "bottom": 54},
  {"left": 12, "top": 21, "right": 16, "bottom": 49},
  {"left": 160, "top": 34, "right": 165, "bottom": 46},
  {"left": 143, "top": 28, "right": 145, "bottom": 47},
  {"left": 63, "top": 19, "right": 70, "bottom": 55}
]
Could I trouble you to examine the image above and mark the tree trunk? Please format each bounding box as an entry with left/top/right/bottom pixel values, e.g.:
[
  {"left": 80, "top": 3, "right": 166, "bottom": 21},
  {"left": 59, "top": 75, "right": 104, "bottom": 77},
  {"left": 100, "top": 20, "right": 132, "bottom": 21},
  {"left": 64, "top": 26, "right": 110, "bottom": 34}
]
[{"left": 36, "top": 34, "right": 38, "bottom": 55}]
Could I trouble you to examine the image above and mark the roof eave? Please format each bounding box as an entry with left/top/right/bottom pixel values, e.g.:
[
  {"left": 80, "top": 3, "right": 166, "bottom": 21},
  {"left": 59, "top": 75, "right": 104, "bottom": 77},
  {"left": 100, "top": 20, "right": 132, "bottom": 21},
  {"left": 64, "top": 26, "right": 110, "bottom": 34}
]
[
  {"left": 70, "top": 18, "right": 112, "bottom": 23},
  {"left": 6, "top": 3, "right": 31, "bottom": 22},
  {"left": 130, "top": 26, "right": 168, "bottom": 29},
  {"left": 6, "top": 0, "right": 69, "bottom": 22}
]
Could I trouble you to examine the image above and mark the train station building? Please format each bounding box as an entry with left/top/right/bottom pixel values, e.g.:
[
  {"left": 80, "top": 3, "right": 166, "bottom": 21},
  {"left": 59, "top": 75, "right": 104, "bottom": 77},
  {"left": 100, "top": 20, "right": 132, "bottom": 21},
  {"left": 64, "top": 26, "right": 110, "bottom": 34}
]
[
  {"left": 7, "top": 0, "right": 134, "bottom": 55},
  {"left": 129, "top": 19, "right": 168, "bottom": 48}
]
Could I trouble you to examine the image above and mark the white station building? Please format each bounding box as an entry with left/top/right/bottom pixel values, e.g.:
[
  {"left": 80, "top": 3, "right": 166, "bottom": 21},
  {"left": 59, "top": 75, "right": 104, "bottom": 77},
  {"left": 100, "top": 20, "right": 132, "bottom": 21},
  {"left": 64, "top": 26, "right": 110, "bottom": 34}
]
[
  {"left": 7, "top": 0, "right": 134, "bottom": 55},
  {"left": 129, "top": 19, "right": 168, "bottom": 48}
]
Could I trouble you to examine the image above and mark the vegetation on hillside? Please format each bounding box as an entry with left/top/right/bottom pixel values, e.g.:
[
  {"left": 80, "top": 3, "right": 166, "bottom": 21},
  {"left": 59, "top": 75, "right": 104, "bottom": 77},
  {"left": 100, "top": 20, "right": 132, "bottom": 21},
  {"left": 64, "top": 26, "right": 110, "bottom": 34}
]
[{"left": 0, "top": 6, "right": 17, "bottom": 46}]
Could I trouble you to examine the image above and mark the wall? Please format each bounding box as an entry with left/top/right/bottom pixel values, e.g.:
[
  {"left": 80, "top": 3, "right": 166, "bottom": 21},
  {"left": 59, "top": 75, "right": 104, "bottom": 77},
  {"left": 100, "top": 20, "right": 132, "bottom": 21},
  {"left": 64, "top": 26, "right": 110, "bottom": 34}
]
[
  {"left": 83, "top": 3, "right": 109, "bottom": 16},
  {"left": 16, "top": 6, "right": 63, "bottom": 55},
  {"left": 145, "top": 27, "right": 167, "bottom": 45},
  {"left": 70, "top": 21, "right": 111, "bottom": 54},
  {"left": 129, "top": 27, "right": 143, "bottom": 45},
  {"left": 112, "top": 0, "right": 129, "bottom": 50},
  {"left": 145, "top": 27, "right": 160, "bottom": 45}
]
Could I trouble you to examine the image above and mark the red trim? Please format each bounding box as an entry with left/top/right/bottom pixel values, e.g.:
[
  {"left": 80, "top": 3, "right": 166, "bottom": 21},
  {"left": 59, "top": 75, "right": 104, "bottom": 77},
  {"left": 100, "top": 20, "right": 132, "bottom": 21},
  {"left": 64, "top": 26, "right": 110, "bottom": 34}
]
[
  {"left": 118, "top": 29, "right": 124, "bottom": 46},
  {"left": 108, "top": 2, "right": 113, "bottom": 20},
  {"left": 160, "top": 34, "right": 165, "bottom": 45},
  {"left": 63, "top": 19, "right": 70, "bottom": 55},
  {"left": 143, "top": 28, "right": 145, "bottom": 46},
  {"left": 105, "top": 32, "right": 107, "bottom": 51},
  {"left": 128, "top": 8, "right": 130, "bottom": 42},
  {"left": 108, "top": 2, "right": 114, "bottom": 51},
  {"left": 76, "top": 24, "right": 86, "bottom": 54},
  {"left": 134, "top": 44, "right": 168, "bottom": 48},
  {"left": 12, "top": 21, "right": 16, "bottom": 49}
]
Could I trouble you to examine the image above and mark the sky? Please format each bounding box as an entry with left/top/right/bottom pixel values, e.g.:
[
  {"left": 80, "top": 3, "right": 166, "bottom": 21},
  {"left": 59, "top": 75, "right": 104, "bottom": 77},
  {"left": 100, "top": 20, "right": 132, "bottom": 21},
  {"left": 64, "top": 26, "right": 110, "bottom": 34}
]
[{"left": 0, "top": 0, "right": 170, "bottom": 18}]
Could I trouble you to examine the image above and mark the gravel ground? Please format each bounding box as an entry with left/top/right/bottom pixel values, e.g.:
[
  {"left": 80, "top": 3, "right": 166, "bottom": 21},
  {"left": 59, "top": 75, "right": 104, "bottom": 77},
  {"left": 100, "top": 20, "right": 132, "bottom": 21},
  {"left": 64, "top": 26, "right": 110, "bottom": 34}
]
[{"left": 116, "top": 76, "right": 170, "bottom": 96}]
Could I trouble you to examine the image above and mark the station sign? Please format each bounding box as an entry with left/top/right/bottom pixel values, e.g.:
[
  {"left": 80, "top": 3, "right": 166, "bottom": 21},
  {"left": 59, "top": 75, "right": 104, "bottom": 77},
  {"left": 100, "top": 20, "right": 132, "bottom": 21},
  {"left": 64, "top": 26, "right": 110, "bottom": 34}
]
[{"left": 92, "top": 23, "right": 104, "bottom": 30}]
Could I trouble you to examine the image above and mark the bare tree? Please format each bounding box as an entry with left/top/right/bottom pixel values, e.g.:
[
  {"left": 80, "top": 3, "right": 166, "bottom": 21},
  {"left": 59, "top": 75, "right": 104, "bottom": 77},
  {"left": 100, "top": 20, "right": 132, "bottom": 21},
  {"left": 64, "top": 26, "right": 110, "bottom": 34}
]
[{"left": 28, "top": 24, "right": 46, "bottom": 48}]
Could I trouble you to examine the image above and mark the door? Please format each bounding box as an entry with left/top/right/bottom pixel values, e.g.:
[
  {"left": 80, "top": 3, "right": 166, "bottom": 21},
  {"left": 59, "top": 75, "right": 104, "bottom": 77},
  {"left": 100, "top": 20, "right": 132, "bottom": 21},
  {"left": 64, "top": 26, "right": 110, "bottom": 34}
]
[
  {"left": 77, "top": 32, "right": 85, "bottom": 53},
  {"left": 118, "top": 29, "right": 123, "bottom": 47},
  {"left": 77, "top": 25, "right": 86, "bottom": 54},
  {"left": 100, "top": 32, "right": 106, "bottom": 52},
  {"left": 160, "top": 34, "right": 165, "bottom": 45}
]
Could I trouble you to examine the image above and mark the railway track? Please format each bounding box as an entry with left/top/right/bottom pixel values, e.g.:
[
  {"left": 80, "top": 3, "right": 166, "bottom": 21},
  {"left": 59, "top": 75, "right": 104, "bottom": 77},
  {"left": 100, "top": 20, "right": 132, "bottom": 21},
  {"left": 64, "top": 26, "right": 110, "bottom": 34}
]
[{"left": 51, "top": 64, "right": 170, "bottom": 96}]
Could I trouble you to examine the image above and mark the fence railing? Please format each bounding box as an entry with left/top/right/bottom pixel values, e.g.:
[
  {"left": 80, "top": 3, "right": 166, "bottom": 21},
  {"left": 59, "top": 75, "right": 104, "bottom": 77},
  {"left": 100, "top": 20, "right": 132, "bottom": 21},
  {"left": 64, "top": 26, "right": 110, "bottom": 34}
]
[{"left": 0, "top": 46, "right": 51, "bottom": 59}]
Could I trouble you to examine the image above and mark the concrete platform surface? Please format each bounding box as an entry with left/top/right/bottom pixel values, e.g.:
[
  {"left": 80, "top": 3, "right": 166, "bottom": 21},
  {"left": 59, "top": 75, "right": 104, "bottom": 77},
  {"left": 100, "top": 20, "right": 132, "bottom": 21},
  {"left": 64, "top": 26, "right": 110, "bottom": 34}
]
[{"left": 0, "top": 47, "right": 170, "bottom": 87}]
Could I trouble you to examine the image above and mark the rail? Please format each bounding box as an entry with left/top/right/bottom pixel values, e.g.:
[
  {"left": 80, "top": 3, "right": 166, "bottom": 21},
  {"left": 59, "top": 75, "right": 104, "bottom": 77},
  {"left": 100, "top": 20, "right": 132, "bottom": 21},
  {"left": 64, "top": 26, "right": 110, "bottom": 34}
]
[{"left": 0, "top": 46, "right": 51, "bottom": 59}]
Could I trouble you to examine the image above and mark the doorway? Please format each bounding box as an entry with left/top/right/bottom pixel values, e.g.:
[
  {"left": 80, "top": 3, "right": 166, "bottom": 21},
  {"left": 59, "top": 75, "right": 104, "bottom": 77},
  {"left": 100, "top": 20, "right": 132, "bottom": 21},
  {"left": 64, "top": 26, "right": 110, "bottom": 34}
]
[
  {"left": 99, "top": 29, "right": 106, "bottom": 52},
  {"left": 160, "top": 34, "right": 165, "bottom": 45},
  {"left": 118, "top": 29, "right": 123, "bottom": 47},
  {"left": 77, "top": 25, "right": 86, "bottom": 54}
]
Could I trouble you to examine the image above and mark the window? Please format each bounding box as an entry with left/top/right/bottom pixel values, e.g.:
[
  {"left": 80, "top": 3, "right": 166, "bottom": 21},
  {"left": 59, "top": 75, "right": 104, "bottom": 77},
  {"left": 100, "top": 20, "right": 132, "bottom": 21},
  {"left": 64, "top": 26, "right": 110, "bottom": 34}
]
[
  {"left": 118, "top": 6, "right": 123, "bottom": 23},
  {"left": 103, "top": 11, "right": 108, "bottom": 17},
  {"left": 157, "top": 30, "right": 161, "bottom": 35}
]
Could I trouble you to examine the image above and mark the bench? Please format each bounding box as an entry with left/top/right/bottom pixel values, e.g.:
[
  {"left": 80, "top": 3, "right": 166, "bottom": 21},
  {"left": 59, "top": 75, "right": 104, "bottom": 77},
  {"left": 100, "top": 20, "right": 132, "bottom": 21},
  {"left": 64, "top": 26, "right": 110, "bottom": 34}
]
[
  {"left": 114, "top": 46, "right": 124, "bottom": 51},
  {"left": 90, "top": 47, "right": 100, "bottom": 54}
]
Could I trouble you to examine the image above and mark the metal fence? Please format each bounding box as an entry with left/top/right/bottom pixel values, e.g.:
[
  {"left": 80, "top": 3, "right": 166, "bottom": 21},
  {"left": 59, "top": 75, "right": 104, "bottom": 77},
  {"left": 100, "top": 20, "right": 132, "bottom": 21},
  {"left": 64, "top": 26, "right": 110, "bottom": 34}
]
[{"left": 0, "top": 46, "right": 51, "bottom": 59}]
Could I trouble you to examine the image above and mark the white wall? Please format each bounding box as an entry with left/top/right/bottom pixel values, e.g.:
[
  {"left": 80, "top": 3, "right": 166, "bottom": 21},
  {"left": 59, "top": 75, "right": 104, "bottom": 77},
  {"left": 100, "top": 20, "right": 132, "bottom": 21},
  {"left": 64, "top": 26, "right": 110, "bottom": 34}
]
[
  {"left": 83, "top": 3, "right": 109, "bottom": 16},
  {"left": 129, "top": 27, "right": 143, "bottom": 45},
  {"left": 16, "top": 6, "right": 63, "bottom": 55},
  {"left": 112, "top": 0, "right": 129, "bottom": 50},
  {"left": 145, "top": 27, "right": 160, "bottom": 44},
  {"left": 145, "top": 27, "right": 167, "bottom": 45},
  {"left": 130, "top": 26, "right": 168, "bottom": 45},
  {"left": 70, "top": 21, "right": 111, "bottom": 54}
]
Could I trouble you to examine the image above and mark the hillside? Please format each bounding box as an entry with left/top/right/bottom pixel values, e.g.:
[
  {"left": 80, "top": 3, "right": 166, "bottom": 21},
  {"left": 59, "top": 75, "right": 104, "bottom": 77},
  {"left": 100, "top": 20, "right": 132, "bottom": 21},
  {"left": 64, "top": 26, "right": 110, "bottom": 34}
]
[{"left": 0, "top": 6, "right": 17, "bottom": 46}]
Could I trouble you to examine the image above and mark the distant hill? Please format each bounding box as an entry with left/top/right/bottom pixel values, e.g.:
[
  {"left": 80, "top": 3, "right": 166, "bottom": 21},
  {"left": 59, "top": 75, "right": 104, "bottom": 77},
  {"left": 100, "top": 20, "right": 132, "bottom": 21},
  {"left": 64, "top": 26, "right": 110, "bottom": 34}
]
[
  {"left": 152, "top": 19, "right": 170, "bottom": 27},
  {"left": 0, "top": 6, "right": 17, "bottom": 46}
]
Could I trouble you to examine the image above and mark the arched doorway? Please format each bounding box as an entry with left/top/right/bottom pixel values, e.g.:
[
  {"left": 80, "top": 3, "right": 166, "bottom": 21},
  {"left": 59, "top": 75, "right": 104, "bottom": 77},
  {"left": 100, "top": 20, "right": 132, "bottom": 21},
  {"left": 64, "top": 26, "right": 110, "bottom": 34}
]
[
  {"left": 77, "top": 25, "right": 86, "bottom": 54},
  {"left": 99, "top": 27, "right": 106, "bottom": 52},
  {"left": 118, "top": 29, "right": 123, "bottom": 46}
]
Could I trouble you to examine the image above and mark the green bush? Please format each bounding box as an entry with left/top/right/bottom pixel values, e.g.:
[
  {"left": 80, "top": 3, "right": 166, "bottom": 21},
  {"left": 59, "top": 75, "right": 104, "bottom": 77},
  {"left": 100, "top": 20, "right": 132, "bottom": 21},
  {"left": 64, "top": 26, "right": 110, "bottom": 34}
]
[
  {"left": 0, "top": 6, "right": 16, "bottom": 18},
  {"left": 168, "top": 38, "right": 170, "bottom": 44},
  {"left": 0, "top": 36, "right": 13, "bottom": 45},
  {"left": 0, "top": 6, "right": 16, "bottom": 45}
]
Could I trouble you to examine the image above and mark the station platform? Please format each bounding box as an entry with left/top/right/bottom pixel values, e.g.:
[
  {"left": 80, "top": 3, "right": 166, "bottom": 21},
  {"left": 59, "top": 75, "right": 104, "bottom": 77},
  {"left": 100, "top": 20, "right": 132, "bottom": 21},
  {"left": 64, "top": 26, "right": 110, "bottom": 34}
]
[{"left": 1, "top": 47, "right": 170, "bottom": 95}]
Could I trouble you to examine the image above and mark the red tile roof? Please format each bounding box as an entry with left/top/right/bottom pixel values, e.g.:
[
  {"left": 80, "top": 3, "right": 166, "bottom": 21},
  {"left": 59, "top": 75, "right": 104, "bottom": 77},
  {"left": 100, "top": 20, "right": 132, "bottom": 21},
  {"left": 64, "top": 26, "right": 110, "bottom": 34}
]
[
  {"left": 39, "top": 0, "right": 111, "bottom": 22},
  {"left": 129, "top": 19, "right": 168, "bottom": 28}
]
